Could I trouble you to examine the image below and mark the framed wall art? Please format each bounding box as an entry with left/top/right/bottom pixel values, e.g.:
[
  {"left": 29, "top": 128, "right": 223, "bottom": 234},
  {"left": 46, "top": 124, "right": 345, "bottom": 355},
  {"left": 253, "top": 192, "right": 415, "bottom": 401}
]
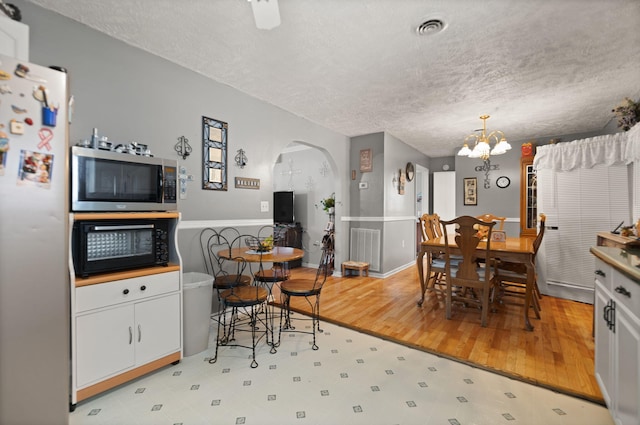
[
  {"left": 202, "top": 116, "right": 228, "bottom": 191},
  {"left": 463, "top": 177, "right": 477, "bottom": 206},
  {"left": 359, "top": 148, "right": 372, "bottom": 172}
]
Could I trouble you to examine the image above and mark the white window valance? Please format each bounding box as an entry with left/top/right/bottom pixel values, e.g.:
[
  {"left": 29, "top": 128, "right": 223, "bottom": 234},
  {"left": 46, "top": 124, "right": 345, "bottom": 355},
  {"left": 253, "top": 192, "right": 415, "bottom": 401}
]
[
  {"left": 534, "top": 131, "right": 630, "bottom": 171},
  {"left": 623, "top": 123, "right": 640, "bottom": 163}
]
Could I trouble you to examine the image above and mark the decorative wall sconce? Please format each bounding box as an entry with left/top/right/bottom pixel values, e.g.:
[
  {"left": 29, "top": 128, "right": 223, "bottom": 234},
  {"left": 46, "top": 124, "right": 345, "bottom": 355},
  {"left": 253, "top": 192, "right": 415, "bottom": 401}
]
[
  {"left": 175, "top": 135, "right": 192, "bottom": 160},
  {"left": 235, "top": 148, "right": 248, "bottom": 168}
]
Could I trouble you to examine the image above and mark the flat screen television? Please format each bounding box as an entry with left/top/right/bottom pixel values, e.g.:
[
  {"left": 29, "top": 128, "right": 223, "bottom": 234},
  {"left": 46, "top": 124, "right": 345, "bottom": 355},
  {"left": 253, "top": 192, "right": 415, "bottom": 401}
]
[{"left": 273, "top": 191, "right": 294, "bottom": 223}]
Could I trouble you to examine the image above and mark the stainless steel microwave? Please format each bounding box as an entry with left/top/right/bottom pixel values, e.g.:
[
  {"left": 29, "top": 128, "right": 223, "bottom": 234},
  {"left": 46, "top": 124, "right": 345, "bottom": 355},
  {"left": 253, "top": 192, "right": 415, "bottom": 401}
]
[{"left": 71, "top": 146, "right": 177, "bottom": 212}]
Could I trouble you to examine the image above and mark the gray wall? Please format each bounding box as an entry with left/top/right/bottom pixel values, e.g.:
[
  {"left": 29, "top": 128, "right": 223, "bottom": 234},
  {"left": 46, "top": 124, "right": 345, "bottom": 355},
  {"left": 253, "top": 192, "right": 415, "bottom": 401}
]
[{"left": 348, "top": 132, "right": 431, "bottom": 275}]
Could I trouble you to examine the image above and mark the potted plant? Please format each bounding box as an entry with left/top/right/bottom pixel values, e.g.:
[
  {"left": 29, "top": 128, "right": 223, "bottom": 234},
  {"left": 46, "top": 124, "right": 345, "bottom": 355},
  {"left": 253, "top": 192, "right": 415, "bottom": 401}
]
[
  {"left": 612, "top": 97, "right": 640, "bottom": 131},
  {"left": 319, "top": 193, "right": 336, "bottom": 214}
]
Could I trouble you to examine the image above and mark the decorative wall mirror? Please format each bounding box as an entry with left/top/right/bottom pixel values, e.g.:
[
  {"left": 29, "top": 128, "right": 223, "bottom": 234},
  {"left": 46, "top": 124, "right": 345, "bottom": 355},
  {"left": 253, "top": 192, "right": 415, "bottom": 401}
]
[{"left": 202, "top": 116, "right": 228, "bottom": 191}]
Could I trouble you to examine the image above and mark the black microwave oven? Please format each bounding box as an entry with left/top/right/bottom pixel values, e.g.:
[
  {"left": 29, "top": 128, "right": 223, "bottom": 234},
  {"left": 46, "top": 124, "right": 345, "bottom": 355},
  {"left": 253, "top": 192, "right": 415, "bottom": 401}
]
[
  {"left": 72, "top": 219, "right": 170, "bottom": 277},
  {"left": 71, "top": 146, "right": 177, "bottom": 212}
]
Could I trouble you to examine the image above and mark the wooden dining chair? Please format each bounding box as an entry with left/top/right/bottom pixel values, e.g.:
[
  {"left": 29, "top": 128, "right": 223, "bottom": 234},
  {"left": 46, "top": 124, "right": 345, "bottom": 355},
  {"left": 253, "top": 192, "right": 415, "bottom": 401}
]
[
  {"left": 476, "top": 213, "right": 506, "bottom": 230},
  {"left": 417, "top": 214, "right": 447, "bottom": 304},
  {"left": 475, "top": 214, "right": 506, "bottom": 240},
  {"left": 277, "top": 245, "right": 332, "bottom": 350},
  {"left": 440, "top": 216, "right": 499, "bottom": 327},
  {"left": 495, "top": 213, "right": 546, "bottom": 318}
]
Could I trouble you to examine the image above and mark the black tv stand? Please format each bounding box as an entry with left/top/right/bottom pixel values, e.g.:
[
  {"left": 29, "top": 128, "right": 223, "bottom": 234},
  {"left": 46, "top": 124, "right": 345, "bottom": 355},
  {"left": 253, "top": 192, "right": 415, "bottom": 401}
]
[{"left": 274, "top": 222, "right": 303, "bottom": 268}]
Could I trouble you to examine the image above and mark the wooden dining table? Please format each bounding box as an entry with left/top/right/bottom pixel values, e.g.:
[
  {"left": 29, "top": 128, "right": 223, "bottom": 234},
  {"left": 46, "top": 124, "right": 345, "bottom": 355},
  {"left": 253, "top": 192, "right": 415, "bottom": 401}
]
[{"left": 417, "top": 235, "right": 537, "bottom": 331}]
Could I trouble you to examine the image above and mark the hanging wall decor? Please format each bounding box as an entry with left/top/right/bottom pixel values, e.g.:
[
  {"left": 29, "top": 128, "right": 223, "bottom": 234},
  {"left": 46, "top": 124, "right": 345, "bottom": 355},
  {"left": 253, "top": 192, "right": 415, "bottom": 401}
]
[
  {"left": 202, "top": 116, "right": 228, "bottom": 191},
  {"left": 360, "top": 148, "right": 372, "bottom": 172},
  {"left": 463, "top": 177, "right": 477, "bottom": 205}
]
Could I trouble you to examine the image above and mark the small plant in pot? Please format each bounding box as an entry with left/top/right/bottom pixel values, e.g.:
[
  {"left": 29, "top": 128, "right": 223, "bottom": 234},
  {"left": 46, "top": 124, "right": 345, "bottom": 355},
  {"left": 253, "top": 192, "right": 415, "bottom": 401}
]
[
  {"left": 612, "top": 97, "right": 640, "bottom": 131},
  {"left": 319, "top": 193, "right": 336, "bottom": 214}
]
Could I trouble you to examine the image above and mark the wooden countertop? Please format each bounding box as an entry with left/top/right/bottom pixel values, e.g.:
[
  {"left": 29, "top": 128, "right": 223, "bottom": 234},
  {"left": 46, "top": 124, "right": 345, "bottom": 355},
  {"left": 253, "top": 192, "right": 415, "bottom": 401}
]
[{"left": 590, "top": 246, "right": 640, "bottom": 283}]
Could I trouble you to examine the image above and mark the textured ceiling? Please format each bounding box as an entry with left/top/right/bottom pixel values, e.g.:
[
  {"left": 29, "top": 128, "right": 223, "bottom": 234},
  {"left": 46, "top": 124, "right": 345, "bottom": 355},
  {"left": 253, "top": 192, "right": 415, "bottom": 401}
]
[{"left": 24, "top": 0, "right": 640, "bottom": 157}]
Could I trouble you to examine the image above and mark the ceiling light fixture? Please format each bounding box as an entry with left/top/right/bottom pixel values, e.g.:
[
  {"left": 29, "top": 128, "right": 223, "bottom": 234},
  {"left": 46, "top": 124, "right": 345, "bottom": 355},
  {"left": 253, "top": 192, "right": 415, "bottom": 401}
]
[{"left": 458, "top": 115, "right": 511, "bottom": 160}]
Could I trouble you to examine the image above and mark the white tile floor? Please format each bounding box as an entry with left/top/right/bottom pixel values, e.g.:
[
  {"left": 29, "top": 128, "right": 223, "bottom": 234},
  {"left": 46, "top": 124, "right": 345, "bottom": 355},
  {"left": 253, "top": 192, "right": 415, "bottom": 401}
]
[{"left": 70, "top": 309, "right": 613, "bottom": 425}]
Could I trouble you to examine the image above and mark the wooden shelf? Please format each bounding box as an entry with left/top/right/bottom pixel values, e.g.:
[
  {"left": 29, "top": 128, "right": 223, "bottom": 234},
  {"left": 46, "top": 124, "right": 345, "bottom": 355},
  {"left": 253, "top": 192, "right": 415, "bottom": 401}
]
[
  {"left": 72, "top": 211, "right": 179, "bottom": 220},
  {"left": 74, "top": 264, "right": 181, "bottom": 287}
]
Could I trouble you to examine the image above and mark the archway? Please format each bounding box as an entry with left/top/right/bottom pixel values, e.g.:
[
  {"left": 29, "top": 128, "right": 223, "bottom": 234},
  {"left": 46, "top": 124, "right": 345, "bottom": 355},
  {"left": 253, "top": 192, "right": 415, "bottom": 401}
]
[{"left": 272, "top": 141, "right": 339, "bottom": 268}]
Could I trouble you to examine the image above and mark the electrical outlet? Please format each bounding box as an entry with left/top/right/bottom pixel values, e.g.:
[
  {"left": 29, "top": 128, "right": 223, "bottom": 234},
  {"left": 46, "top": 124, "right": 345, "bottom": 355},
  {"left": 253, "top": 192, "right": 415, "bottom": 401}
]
[{"left": 260, "top": 201, "right": 269, "bottom": 212}]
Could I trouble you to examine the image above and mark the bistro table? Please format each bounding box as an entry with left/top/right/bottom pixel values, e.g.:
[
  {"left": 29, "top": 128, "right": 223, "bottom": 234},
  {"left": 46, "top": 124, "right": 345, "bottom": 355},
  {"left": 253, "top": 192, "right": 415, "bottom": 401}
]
[
  {"left": 417, "top": 235, "right": 537, "bottom": 331},
  {"left": 217, "top": 246, "right": 305, "bottom": 344},
  {"left": 218, "top": 246, "right": 305, "bottom": 264}
]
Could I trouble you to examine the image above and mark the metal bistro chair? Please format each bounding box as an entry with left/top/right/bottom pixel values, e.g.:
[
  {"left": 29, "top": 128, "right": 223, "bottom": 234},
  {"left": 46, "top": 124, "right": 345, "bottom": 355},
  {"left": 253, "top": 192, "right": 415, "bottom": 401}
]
[
  {"left": 277, "top": 246, "right": 332, "bottom": 350},
  {"left": 440, "top": 216, "right": 499, "bottom": 327},
  {"left": 209, "top": 235, "right": 275, "bottom": 368},
  {"left": 200, "top": 228, "right": 253, "bottom": 344},
  {"left": 253, "top": 225, "right": 290, "bottom": 285},
  {"left": 200, "top": 227, "right": 252, "bottom": 302}
]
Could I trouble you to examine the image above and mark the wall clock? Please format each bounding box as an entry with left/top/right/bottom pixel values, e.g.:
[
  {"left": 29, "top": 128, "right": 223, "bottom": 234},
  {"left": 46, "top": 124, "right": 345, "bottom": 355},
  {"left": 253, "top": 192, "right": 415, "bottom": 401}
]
[
  {"left": 405, "top": 162, "right": 415, "bottom": 182},
  {"left": 496, "top": 176, "right": 510, "bottom": 188}
]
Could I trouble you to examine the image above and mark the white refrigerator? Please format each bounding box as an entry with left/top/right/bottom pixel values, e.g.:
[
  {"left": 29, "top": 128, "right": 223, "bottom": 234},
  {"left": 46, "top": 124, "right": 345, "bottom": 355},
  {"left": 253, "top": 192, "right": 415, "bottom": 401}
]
[{"left": 0, "top": 53, "right": 71, "bottom": 424}]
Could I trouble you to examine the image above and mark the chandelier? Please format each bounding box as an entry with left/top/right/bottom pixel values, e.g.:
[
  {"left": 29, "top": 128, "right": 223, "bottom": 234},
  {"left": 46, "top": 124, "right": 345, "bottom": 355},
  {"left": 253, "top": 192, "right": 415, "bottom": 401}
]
[{"left": 457, "top": 115, "right": 511, "bottom": 160}]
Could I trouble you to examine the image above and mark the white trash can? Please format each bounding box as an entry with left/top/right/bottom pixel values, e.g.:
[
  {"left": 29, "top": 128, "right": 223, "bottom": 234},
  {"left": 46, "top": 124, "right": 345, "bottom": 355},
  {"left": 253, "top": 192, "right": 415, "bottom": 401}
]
[{"left": 182, "top": 272, "right": 214, "bottom": 357}]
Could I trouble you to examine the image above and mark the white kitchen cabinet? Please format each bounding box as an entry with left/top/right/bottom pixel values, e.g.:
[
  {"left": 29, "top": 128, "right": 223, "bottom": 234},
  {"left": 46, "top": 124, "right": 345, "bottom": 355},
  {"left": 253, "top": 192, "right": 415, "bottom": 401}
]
[
  {"left": 76, "top": 303, "right": 135, "bottom": 388},
  {"left": 594, "top": 257, "right": 640, "bottom": 425},
  {"left": 75, "top": 284, "right": 180, "bottom": 389},
  {"left": 134, "top": 292, "right": 181, "bottom": 365},
  {"left": 0, "top": 16, "right": 29, "bottom": 60},
  {"left": 70, "top": 212, "right": 182, "bottom": 407}
]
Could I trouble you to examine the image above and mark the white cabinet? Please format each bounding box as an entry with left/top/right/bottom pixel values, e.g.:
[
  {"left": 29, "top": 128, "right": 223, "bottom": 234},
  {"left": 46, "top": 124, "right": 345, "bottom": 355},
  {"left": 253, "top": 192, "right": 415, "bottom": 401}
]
[
  {"left": 75, "top": 276, "right": 181, "bottom": 388},
  {"left": 76, "top": 304, "right": 135, "bottom": 387},
  {"left": 594, "top": 258, "right": 640, "bottom": 425},
  {"left": 0, "top": 16, "right": 29, "bottom": 60},
  {"left": 70, "top": 211, "right": 182, "bottom": 406}
]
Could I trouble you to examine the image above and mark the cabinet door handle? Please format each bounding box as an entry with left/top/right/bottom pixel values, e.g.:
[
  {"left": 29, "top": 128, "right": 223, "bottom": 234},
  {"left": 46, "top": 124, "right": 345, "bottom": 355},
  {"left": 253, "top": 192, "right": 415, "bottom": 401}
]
[
  {"left": 129, "top": 326, "right": 133, "bottom": 344},
  {"left": 615, "top": 286, "right": 631, "bottom": 298},
  {"left": 140, "top": 285, "right": 147, "bottom": 291},
  {"left": 603, "top": 303, "right": 611, "bottom": 327},
  {"left": 123, "top": 289, "right": 130, "bottom": 295},
  {"left": 595, "top": 270, "right": 605, "bottom": 277},
  {"left": 609, "top": 300, "right": 616, "bottom": 333},
  {"left": 138, "top": 324, "right": 142, "bottom": 342}
]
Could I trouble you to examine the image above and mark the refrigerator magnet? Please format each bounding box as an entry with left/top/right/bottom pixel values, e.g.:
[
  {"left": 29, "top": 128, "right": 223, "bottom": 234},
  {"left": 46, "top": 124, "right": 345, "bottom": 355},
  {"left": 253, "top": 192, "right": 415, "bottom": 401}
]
[
  {"left": 10, "top": 119, "right": 25, "bottom": 135},
  {"left": 37, "top": 128, "right": 54, "bottom": 150}
]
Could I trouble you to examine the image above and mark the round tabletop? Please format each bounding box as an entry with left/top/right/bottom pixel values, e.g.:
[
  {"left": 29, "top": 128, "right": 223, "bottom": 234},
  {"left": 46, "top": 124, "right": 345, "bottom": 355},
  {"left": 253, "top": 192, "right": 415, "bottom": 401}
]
[{"left": 218, "top": 246, "right": 305, "bottom": 263}]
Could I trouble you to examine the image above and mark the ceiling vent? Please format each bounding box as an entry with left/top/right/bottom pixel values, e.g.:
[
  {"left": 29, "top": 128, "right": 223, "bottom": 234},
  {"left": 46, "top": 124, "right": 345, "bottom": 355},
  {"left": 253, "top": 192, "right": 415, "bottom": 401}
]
[{"left": 416, "top": 19, "right": 445, "bottom": 35}]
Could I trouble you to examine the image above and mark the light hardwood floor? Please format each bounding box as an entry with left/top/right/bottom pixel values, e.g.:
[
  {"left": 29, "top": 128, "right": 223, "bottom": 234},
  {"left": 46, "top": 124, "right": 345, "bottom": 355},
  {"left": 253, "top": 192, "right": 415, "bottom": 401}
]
[{"left": 271, "top": 263, "right": 603, "bottom": 404}]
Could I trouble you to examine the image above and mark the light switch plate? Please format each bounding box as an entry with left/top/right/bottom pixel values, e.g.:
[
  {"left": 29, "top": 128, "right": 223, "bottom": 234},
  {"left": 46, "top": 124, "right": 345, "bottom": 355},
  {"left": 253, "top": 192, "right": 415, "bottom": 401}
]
[{"left": 359, "top": 182, "right": 368, "bottom": 189}]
